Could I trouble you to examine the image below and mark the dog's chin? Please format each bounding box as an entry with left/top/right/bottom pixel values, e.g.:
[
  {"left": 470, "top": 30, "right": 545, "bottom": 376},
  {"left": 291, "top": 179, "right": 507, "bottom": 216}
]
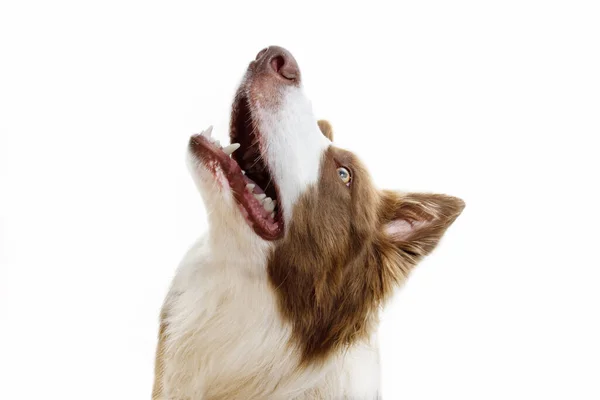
[{"left": 188, "top": 125, "right": 284, "bottom": 241}]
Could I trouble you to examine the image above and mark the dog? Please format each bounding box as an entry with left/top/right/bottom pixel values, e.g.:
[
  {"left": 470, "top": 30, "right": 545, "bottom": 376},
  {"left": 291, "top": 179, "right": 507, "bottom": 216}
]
[{"left": 152, "top": 46, "right": 464, "bottom": 399}]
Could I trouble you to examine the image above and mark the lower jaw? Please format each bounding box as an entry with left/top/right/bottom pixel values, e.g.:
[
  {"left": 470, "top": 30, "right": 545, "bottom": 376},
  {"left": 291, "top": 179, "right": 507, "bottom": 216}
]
[
  {"left": 229, "top": 173, "right": 284, "bottom": 240},
  {"left": 190, "top": 133, "right": 284, "bottom": 241}
]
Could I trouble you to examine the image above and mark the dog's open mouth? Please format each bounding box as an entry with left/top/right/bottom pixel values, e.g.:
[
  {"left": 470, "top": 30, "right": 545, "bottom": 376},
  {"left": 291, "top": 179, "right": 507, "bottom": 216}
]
[{"left": 189, "top": 93, "right": 283, "bottom": 241}]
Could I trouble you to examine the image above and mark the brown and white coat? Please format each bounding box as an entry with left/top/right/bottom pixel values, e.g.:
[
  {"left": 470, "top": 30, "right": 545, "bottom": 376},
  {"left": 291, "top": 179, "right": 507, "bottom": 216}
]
[{"left": 152, "top": 46, "right": 464, "bottom": 399}]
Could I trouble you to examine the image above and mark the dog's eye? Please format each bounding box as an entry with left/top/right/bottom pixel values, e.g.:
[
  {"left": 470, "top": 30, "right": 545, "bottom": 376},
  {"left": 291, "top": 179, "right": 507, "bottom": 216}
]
[{"left": 337, "top": 167, "right": 352, "bottom": 185}]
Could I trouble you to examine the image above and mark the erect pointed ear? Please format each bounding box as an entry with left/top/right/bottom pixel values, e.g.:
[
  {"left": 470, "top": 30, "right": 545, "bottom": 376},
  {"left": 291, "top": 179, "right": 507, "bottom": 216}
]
[
  {"left": 379, "top": 191, "right": 465, "bottom": 260},
  {"left": 317, "top": 120, "right": 334, "bottom": 141}
]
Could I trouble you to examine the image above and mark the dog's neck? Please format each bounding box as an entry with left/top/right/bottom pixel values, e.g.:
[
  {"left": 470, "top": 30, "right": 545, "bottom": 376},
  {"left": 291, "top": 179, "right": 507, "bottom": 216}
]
[{"left": 203, "top": 205, "right": 273, "bottom": 277}]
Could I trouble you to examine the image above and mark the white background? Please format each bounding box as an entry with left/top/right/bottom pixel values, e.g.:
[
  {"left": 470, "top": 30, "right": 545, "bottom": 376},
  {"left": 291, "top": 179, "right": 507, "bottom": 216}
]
[{"left": 1, "top": 1, "right": 599, "bottom": 399}]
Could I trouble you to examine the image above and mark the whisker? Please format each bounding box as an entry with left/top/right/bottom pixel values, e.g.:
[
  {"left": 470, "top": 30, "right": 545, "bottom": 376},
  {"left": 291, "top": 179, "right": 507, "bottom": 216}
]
[{"left": 249, "top": 156, "right": 264, "bottom": 170}]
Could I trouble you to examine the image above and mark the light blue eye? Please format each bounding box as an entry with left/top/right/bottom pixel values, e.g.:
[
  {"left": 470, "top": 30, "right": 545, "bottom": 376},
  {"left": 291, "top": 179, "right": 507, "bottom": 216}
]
[{"left": 337, "top": 167, "right": 351, "bottom": 184}]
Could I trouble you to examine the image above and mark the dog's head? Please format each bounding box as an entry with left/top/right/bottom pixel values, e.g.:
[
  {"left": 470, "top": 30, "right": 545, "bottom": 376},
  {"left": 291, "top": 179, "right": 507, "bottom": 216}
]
[{"left": 188, "top": 46, "right": 464, "bottom": 362}]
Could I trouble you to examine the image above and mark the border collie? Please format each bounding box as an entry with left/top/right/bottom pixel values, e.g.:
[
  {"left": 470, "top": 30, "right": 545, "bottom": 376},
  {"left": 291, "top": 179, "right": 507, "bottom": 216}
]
[{"left": 152, "top": 46, "right": 464, "bottom": 399}]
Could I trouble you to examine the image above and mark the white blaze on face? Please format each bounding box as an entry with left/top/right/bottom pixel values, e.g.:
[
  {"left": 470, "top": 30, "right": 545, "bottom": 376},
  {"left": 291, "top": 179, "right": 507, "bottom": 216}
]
[{"left": 255, "top": 85, "right": 331, "bottom": 224}]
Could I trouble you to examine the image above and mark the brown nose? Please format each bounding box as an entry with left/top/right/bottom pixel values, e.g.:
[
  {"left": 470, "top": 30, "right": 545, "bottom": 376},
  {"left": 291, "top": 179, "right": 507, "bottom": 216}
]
[{"left": 255, "top": 46, "right": 299, "bottom": 82}]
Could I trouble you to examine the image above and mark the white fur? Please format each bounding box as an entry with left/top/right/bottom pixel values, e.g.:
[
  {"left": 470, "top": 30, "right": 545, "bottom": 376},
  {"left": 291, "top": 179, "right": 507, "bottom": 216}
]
[
  {"left": 158, "top": 84, "right": 380, "bottom": 399},
  {"left": 255, "top": 86, "right": 331, "bottom": 224},
  {"left": 161, "top": 237, "right": 380, "bottom": 399}
]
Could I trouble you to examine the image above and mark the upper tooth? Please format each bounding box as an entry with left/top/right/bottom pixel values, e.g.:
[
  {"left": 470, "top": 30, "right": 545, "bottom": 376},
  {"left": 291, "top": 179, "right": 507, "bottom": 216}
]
[
  {"left": 246, "top": 184, "right": 255, "bottom": 192},
  {"left": 254, "top": 193, "right": 266, "bottom": 201},
  {"left": 222, "top": 143, "right": 240, "bottom": 155},
  {"left": 270, "top": 212, "right": 275, "bottom": 219},
  {"left": 241, "top": 170, "right": 246, "bottom": 175},
  {"left": 201, "top": 126, "right": 213, "bottom": 137}
]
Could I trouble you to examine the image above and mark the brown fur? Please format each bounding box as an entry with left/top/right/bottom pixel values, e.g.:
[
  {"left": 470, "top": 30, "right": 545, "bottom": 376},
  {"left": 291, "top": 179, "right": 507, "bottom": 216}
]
[
  {"left": 268, "top": 126, "right": 465, "bottom": 364},
  {"left": 317, "top": 120, "right": 334, "bottom": 141}
]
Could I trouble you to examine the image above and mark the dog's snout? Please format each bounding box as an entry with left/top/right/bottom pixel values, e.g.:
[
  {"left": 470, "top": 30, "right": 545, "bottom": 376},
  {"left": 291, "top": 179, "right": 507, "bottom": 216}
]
[{"left": 255, "top": 46, "right": 299, "bottom": 83}]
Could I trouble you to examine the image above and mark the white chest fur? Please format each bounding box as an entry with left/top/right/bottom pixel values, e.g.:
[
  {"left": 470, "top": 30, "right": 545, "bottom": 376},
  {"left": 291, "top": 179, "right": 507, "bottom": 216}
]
[{"left": 158, "top": 236, "right": 381, "bottom": 399}]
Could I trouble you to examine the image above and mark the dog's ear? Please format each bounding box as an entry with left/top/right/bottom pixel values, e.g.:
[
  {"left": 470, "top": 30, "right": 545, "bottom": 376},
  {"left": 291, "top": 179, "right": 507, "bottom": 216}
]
[
  {"left": 378, "top": 191, "right": 465, "bottom": 262},
  {"left": 317, "top": 120, "right": 334, "bottom": 141}
]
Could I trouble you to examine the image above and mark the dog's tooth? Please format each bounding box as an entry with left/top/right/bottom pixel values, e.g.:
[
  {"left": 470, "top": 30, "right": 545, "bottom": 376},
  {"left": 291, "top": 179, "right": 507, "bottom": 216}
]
[
  {"left": 270, "top": 212, "right": 275, "bottom": 219},
  {"left": 222, "top": 143, "right": 240, "bottom": 155},
  {"left": 246, "top": 183, "right": 255, "bottom": 192},
  {"left": 201, "top": 126, "right": 213, "bottom": 137},
  {"left": 254, "top": 193, "right": 266, "bottom": 201},
  {"left": 263, "top": 199, "right": 275, "bottom": 212},
  {"left": 241, "top": 170, "right": 246, "bottom": 175},
  {"left": 272, "top": 200, "right": 276, "bottom": 206}
]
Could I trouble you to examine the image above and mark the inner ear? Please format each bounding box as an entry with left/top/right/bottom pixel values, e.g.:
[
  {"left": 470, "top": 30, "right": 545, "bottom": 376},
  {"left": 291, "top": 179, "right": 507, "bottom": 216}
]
[
  {"left": 317, "top": 120, "right": 334, "bottom": 141},
  {"left": 380, "top": 191, "right": 465, "bottom": 257}
]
